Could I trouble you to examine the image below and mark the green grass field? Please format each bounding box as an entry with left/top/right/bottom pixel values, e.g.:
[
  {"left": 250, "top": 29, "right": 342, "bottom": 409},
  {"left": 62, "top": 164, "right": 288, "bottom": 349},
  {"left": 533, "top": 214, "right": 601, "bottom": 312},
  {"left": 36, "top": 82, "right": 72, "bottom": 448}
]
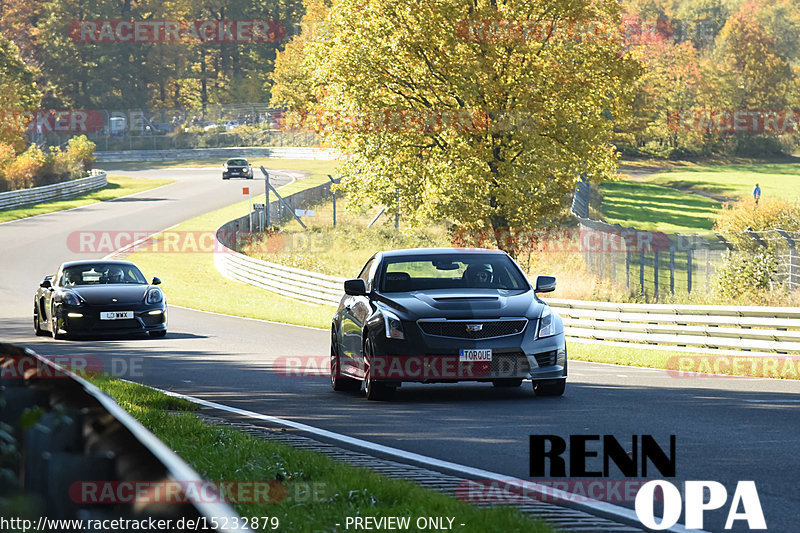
[
  {"left": 0, "top": 175, "right": 175, "bottom": 223},
  {"left": 603, "top": 161, "right": 800, "bottom": 232},
  {"left": 647, "top": 162, "right": 800, "bottom": 201},
  {"left": 599, "top": 180, "right": 721, "bottom": 233},
  {"left": 88, "top": 375, "right": 555, "bottom": 533}
]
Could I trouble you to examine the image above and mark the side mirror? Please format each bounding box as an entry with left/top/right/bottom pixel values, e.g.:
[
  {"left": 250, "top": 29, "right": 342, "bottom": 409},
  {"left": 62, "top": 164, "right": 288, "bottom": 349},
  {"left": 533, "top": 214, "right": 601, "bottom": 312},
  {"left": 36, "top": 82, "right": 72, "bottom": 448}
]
[
  {"left": 40, "top": 279, "right": 52, "bottom": 289},
  {"left": 344, "top": 279, "right": 367, "bottom": 296},
  {"left": 534, "top": 275, "right": 556, "bottom": 293},
  {"left": 152, "top": 277, "right": 162, "bottom": 285}
]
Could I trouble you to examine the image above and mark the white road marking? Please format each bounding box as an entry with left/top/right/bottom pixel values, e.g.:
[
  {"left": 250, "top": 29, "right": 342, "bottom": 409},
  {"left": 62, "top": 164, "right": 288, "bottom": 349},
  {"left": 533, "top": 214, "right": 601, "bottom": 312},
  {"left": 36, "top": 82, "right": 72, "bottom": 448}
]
[{"left": 141, "top": 383, "right": 703, "bottom": 533}]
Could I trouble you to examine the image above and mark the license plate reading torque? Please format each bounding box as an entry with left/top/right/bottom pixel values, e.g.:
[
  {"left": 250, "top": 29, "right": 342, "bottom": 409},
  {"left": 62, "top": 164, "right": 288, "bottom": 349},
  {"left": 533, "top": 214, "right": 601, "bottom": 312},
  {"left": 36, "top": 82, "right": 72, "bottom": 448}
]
[
  {"left": 100, "top": 311, "right": 134, "bottom": 320},
  {"left": 459, "top": 348, "right": 492, "bottom": 362}
]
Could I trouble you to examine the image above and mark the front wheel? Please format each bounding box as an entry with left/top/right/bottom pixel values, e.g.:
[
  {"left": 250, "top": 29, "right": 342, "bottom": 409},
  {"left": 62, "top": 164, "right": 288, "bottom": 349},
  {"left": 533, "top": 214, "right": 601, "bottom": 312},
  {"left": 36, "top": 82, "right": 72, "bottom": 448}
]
[
  {"left": 51, "top": 307, "right": 66, "bottom": 340},
  {"left": 34, "top": 306, "right": 47, "bottom": 336},
  {"left": 533, "top": 379, "right": 566, "bottom": 397},
  {"left": 149, "top": 330, "right": 167, "bottom": 338},
  {"left": 364, "top": 339, "right": 394, "bottom": 401}
]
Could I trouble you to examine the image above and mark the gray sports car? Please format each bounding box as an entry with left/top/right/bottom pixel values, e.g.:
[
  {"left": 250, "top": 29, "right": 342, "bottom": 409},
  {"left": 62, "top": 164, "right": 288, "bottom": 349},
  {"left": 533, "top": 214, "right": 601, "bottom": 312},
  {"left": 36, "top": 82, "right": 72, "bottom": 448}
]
[{"left": 330, "top": 248, "right": 567, "bottom": 400}]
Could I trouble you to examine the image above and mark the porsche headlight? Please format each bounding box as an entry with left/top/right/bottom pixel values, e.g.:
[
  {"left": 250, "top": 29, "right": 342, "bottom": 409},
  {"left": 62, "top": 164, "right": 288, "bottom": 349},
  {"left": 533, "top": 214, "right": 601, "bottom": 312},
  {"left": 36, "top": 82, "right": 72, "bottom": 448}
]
[
  {"left": 61, "top": 291, "right": 82, "bottom": 306},
  {"left": 146, "top": 288, "right": 164, "bottom": 305},
  {"left": 383, "top": 310, "right": 405, "bottom": 340},
  {"left": 538, "top": 307, "right": 554, "bottom": 338}
]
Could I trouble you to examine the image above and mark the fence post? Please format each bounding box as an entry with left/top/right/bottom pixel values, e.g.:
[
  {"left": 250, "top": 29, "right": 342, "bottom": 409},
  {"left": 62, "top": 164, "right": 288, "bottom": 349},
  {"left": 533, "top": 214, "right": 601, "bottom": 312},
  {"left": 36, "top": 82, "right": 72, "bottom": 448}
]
[
  {"left": 687, "top": 247, "right": 693, "bottom": 294},
  {"left": 639, "top": 250, "right": 645, "bottom": 297},
  {"left": 625, "top": 248, "right": 630, "bottom": 289},
  {"left": 328, "top": 175, "right": 338, "bottom": 228},
  {"left": 669, "top": 241, "right": 675, "bottom": 295},
  {"left": 653, "top": 251, "right": 659, "bottom": 301},
  {"left": 776, "top": 229, "right": 796, "bottom": 290},
  {"left": 610, "top": 249, "right": 616, "bottom": 283}
]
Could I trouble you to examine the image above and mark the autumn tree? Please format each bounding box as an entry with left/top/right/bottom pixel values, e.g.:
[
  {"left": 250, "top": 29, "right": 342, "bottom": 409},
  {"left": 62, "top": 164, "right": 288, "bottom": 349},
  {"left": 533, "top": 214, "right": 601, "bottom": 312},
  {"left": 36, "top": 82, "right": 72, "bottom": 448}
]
[
  {"left": 282, "top": 0, "right": 640, "bottom": 253},
  {"left": 0, "top": 35, "right": 41, "bottom": 150}
]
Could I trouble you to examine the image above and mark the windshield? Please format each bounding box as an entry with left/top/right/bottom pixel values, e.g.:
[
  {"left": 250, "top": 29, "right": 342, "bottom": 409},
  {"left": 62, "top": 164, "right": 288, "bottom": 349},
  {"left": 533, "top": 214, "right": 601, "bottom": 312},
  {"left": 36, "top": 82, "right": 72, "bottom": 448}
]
[
  {"left": 60, "top": 264, "right": 147, "bottom": 286},
  {"left": 226, "top": 159, "right": 248, "bottom": 166},
  {"left": 378, "top": 254, "right": 529, "bottom": 292}
]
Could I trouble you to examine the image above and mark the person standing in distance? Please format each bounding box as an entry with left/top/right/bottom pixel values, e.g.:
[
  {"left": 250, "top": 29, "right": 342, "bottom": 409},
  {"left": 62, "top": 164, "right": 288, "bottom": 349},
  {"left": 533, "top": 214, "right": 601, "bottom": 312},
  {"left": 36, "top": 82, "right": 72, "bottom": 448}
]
[{"left": 753, "top": 183, "right": 761, "bottom": 205}]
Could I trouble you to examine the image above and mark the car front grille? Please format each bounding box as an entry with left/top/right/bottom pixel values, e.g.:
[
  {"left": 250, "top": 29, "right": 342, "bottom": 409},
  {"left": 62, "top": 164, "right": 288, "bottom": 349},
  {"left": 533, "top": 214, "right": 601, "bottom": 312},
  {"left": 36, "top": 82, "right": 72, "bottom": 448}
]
[
  {"left": 534, "top": 350, "right": 558, "bottom": 368},
  {"left": 94, "top": 319, "right": 141, "bottom": 330},
  {"left": 418, "top": 319, "right": 528, "bottom": 339}
]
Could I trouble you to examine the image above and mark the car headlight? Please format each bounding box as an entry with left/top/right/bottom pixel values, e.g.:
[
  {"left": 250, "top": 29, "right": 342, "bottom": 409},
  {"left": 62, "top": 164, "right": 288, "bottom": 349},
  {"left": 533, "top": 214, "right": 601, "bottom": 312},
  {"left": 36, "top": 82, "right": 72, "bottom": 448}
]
[
  {"left": 538, "top": 307, "right": 555, "bottom": 338},
  {"left": 383, "top": 310, "right": 405, "bottom": 340},
  {"left": 146, "top": 288, "right": 164, "bottom": 305},
  {"left": 61, "top": 291, "right": 82, "bottom": 306}
]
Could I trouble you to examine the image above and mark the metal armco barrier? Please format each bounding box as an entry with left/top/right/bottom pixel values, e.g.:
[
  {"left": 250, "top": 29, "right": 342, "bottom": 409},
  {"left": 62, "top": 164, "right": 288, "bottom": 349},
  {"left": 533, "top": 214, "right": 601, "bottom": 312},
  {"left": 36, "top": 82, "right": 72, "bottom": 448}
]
[
  {"left": 546, "top": 298, "right": 800, "bottom": 355},
  {"left": 0, "top": 342, "right": 245, "bottom": 530},
  {"left": 95, "top": 147, "right": 339, "bottom": 163},
  {"left": 0, "top": 171, "right": 107, "bottom": 211},
  {"left": 213, "top": 236, "right": 800, "bottom": 355},
  {"left": 215, "top": 247, "right": 344, "bottom": 306}
]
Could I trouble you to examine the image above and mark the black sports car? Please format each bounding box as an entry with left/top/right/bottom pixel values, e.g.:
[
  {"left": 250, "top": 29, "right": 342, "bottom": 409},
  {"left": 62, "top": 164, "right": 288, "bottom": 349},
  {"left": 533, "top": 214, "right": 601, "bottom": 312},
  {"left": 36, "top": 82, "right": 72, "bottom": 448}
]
[
  {"left": 33, "top": 260, "right": 167, "bottom": 339},
  {"left": 222, "top": 158, "right": 254, "bottom": 179},
  {"left": 330, "top": 248, "right": 567, "bottom": 400}
]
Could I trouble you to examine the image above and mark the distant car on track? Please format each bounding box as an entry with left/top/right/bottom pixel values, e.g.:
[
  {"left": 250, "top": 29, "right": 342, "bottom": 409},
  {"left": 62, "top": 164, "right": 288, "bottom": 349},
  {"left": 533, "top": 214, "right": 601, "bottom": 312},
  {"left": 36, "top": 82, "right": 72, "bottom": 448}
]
[
  {"left": 222, "top": 158, "right": 254, "bottom": 179},
  {"left": 330, "top": 248, "right": 567, "bottom": 400},
  {"left": 34, "top": 260, "right": 167, "bottom": 339}
]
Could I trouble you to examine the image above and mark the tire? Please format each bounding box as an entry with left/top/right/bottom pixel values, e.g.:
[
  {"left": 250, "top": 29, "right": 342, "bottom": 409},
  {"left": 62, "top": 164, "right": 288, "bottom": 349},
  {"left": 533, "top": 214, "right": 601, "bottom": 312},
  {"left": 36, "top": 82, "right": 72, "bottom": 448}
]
[
  {"left": 330, "top": 329, "right": 360, "bottom": 392},
  {"left": 364, "top": 339, "right": 394, "bottom": 401},
  {"left": 533, "top": 379, "right": 566, "bottom": 397},
  {"left": 51, "top": 306, "right": 66, "bottom": 340},
  {"left": 34, "top": 306, "right": 47, "bottom": 336},
  {"left": 492, "top": 378, "right": 523, "bottom": 388},
  {"left": 149, "top": 330, "right": 167, "bottom": 338}
]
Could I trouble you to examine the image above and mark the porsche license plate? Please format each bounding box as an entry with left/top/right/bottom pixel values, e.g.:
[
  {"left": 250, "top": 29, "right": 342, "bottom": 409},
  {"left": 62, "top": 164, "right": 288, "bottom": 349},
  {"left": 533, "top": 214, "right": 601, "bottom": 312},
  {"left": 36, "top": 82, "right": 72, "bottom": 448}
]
[
  {"left": 459, "top": 348, "right": 492, "bottom": 362},
  {"left": 100, "top": 311, "right": 134, "bottom": 320}
]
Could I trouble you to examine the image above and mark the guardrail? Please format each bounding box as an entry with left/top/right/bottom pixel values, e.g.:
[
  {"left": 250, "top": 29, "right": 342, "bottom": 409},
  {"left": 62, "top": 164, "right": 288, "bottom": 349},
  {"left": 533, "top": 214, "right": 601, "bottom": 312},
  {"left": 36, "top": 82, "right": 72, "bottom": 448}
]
[
  {"left": 213, "top": 241, "right": 800, "bottom": 355},
  {"left": 0, "top": 342, "right": 244, "bottom": 529},
  {"left": 546, "top": 299, "right": 800, "bottom": 355},
  {"left": 213, "top": 180, "right": 344, "bottom": 306},
  {"left": 0, "top": 171, "right": 107, "bottom": 211},
  {"left": 95, "top": 147, "right": 339, "bottom": 163}
]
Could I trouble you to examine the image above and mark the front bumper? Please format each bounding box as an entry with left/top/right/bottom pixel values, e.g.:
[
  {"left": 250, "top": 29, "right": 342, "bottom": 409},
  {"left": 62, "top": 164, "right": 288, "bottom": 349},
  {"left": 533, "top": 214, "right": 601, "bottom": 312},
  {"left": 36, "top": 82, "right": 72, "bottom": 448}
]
[
  {"left": 223, "top": 169, "right": 251, "bottom": 178},
  {"left": 54, "top": 304, "right": 167, "bottom": 336},
  {"left": 369, "top": 319, "right": 566, "bottom": 383}
]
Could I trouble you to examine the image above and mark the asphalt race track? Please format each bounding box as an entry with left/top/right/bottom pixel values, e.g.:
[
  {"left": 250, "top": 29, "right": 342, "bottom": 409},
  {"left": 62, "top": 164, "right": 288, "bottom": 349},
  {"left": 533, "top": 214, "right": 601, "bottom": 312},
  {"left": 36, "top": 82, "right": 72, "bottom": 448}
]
[{"left": 2, "top": 167, "right": 798, "bottom": 533}]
